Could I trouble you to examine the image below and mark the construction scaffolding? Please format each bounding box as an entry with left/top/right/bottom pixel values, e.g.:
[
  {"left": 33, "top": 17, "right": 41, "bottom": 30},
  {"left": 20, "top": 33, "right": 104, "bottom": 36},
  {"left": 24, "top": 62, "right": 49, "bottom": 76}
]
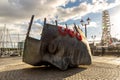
[{"left": 101, "top": 10, "right": 112, "bottom": 46}]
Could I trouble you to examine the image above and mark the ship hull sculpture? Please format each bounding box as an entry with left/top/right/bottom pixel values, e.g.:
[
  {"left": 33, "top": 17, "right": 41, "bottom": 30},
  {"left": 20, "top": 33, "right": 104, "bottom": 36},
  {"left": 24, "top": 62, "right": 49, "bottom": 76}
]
[{"left": 23, "top": 15, "right": 92, "bottom": 70}]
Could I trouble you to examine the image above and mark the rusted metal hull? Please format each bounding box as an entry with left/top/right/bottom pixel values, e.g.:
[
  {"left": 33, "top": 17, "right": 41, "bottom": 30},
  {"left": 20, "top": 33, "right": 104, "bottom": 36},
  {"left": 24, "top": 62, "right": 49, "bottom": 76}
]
[{"left": 23, "top": 16, "right": 92, "bottom": 70}]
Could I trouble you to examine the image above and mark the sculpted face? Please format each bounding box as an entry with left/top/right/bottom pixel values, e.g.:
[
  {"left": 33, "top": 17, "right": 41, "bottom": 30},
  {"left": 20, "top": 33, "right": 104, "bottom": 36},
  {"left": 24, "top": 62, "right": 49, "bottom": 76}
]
[{"left": 23, "top": 20, "right": 92, "bottom": 70}]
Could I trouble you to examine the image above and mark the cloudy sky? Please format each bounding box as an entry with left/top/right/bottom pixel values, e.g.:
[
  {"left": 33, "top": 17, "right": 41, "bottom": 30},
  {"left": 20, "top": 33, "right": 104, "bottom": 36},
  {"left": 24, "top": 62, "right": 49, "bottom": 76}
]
[{"left": 0, "top": 0, "right": 120, "bottom": 43}]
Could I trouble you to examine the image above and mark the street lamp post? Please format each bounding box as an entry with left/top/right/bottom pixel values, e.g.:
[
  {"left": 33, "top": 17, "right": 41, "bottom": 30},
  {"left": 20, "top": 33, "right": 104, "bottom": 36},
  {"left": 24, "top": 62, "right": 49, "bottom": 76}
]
[
  {"left": 80, "top": 17, "right": 90, "bottom": 38},
  {"left": 91, "top": 35, "right": 96, "bottom": 46}
]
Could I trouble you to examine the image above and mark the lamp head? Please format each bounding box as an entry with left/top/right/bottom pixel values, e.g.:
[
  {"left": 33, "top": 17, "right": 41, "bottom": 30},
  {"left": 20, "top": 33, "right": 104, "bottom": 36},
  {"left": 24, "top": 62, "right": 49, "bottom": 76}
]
[
  {"left": 87, "top": 17, "right": 90, "bottom": 24},
  {"left": 80, "top": 19, "right": 84, "bottom": 26}
]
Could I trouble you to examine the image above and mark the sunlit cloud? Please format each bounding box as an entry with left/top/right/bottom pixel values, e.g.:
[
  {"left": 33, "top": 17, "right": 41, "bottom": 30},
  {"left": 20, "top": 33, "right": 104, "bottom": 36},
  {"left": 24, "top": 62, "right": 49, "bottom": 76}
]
[
  {"left": 0, "top": 0, "right": 120, "bottom": 41},
  {"left": 111, "top": 5, "right": 120, "bottom": 39},
  {"left": 87, "top": 22, "right": 97, "bottom": 27}
]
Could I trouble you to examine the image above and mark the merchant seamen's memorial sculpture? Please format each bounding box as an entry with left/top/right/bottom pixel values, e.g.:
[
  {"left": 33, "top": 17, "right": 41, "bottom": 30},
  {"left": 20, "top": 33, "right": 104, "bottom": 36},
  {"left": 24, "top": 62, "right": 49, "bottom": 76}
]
[{"left": 23, "top": 15, "right": 92, "bottom": 70}]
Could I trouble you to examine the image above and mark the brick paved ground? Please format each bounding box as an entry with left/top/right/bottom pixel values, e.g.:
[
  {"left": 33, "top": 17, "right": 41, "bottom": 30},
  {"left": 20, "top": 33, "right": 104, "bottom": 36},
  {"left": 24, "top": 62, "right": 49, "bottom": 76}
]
[{"left": 0, "top": 56, "right": 120, "bottom": 80}]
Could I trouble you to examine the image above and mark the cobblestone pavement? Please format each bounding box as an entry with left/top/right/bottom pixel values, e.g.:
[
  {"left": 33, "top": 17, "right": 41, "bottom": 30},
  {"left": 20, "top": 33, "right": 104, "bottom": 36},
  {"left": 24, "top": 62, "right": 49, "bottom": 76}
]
[{"left": 0, "top": 56, "right": 120, "bottom": 80}]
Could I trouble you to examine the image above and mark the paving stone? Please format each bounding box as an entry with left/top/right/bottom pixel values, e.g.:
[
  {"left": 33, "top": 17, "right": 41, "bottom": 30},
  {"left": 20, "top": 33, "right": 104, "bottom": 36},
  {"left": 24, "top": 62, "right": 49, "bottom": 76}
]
[{"left": 0, "top": 57, "right": 120, "bottom": 80}]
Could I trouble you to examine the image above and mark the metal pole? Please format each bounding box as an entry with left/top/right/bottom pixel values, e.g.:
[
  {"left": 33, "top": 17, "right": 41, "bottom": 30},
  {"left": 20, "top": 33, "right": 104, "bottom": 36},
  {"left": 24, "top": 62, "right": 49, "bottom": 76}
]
[
  {"left": 17, "top": 33, "right": 19, "bottom": 55},
  {"left": 55, "top": 20, "right": 57, "bottom": 26},
  {"left": 26, "top": 15, "right": 34, "bottom": 38},
  {"left": 65, "top": 24, "right": 68, "bottom": 29},
  {"left": 44, "top": 18, "right": 46, "bottom": 25},
  {"left": 85, "top": 24, "right": 87, "bottom": 38}
]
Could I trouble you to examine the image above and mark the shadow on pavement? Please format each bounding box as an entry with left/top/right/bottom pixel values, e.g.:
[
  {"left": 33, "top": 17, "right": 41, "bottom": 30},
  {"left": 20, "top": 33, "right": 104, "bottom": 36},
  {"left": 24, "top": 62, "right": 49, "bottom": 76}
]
[{"left": 0, "top": 66, "right": 87, "bottom": 80}]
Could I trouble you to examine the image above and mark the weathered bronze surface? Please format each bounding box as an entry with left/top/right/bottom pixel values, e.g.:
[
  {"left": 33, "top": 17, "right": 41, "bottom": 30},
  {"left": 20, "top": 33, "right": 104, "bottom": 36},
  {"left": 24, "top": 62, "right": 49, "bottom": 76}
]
[{"left": 23, "top": 16, "right": 92, "bottom": 70}]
